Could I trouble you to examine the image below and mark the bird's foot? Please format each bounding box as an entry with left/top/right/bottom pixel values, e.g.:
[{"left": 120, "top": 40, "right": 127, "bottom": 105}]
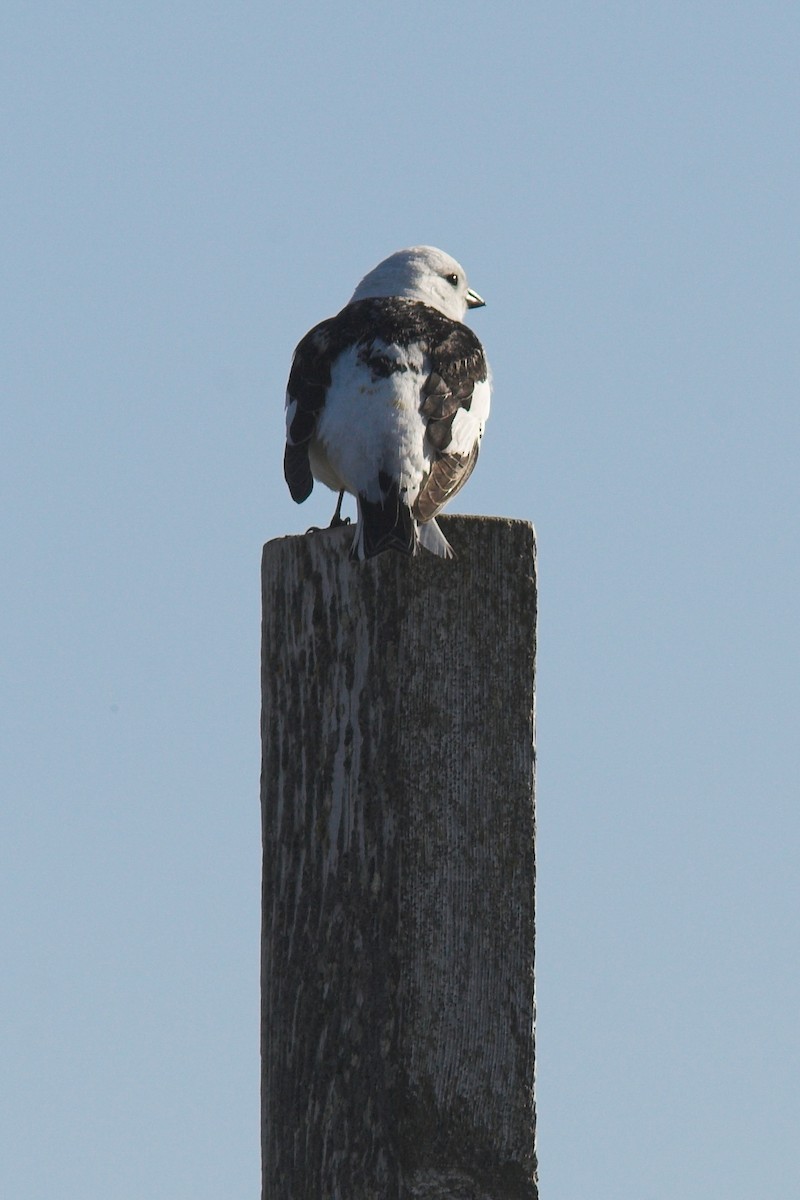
[
  {"left": 328, "top": 490, "right": 350, "bottom": 527},
  {"left": 304, "top": 517, "right": 351, "bottom": 535},
  {"left": 305, "top": 491, "right": 350, "bottom": 534}
]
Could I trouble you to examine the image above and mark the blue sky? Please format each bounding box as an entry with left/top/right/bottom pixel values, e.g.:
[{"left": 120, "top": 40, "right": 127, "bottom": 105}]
[{"left": 2, "top": 2, "right": 799, "bottom": 1196}]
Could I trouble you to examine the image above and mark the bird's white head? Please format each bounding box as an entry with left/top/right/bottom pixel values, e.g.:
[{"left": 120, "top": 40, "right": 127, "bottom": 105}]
[{"left": 349, "top": 246, "right": 485, "bottom": 323}]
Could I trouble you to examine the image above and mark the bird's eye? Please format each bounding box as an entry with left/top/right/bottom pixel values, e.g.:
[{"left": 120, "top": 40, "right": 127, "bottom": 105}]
[{"left": 445, "top": 272, "right": 459, "bottom": 286}]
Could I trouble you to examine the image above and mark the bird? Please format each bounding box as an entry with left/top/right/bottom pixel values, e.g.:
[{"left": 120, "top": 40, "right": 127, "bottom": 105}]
[{"left": 283, "top": 245, "right": 491, "bottom": 560}]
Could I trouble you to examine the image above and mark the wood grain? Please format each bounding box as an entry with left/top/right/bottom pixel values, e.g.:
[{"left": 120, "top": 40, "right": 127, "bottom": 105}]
[{"left": 261, "top": 515, "right": 538, "bottom": 1199}]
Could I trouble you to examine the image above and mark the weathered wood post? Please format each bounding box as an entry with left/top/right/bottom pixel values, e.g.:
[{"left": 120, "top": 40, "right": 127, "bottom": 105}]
[{"left": 261, "top": 515, "right": 538, "bottom": 1199}]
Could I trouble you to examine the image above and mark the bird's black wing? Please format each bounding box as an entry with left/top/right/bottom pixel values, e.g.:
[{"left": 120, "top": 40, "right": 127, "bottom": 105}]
[
  {"left": 413, "top": 441, "right": 481, "bottom": 523},
  {"left": 414, "top": 321, "right": 488, "bottom": 523},
  {"left": 284, "top": 320, "right": 339, "bottom": 503}
]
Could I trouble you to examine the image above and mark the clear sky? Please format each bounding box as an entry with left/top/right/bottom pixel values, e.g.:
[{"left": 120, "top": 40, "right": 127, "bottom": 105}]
[{"left": 3, "top": 2, "right": 799, "bottom": 1196}]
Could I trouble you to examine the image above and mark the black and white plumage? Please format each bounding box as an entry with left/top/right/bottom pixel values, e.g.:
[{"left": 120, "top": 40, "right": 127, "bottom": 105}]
[{"left": 284, "top": 246, "right": 491, "bottom": 559}]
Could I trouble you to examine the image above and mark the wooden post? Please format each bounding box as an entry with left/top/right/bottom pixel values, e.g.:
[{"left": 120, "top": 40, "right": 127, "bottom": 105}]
[{"left": 260, "top": 515, "right": 538, "bottom": 1200}]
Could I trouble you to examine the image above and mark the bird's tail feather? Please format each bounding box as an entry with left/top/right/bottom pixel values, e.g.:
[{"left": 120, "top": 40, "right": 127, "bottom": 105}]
[
  {"left": 351, "top": 476, "right": 455, "bottom": 561},
  {"left": 352, "top": 474, "right": 415, "bottom": 560},
  {"left": 416, "top": 517, "right": 454, "bottom": 559}
]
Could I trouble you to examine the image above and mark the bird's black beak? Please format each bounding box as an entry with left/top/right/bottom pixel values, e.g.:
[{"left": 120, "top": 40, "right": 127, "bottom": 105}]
[{"left": 466, "top": 288, "right": 486, "bottom": 309}]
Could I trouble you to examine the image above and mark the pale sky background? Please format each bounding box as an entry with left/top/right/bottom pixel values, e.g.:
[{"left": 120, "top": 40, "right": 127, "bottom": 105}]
[{"left": 3, "top": 3, "right": 799, "bottom": 1197}]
